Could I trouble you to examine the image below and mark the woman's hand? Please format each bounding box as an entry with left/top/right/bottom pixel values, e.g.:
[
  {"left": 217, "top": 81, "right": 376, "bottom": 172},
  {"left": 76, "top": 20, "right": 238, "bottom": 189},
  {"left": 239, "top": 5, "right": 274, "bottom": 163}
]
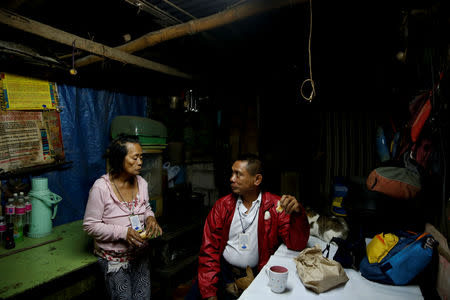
[
  {"left": 144, "top": 216, "right": 163, "bottom": 239},
  {"left": 126, "top": 227, "right": 144, "bottom": 247}
]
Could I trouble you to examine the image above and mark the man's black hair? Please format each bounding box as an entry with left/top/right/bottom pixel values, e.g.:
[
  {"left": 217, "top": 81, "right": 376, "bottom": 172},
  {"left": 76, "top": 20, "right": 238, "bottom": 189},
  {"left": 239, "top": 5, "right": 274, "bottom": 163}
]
[
  {"left": 236, "top": 153, "right": 263, "bottom": 177},
  {"left": 104, "top": 134, "right": 140, "bottom": 176}
]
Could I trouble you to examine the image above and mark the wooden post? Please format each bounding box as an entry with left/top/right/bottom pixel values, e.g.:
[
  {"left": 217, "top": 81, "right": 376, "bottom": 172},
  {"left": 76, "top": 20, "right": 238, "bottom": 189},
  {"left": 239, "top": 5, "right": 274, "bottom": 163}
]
[
  {"left": 75, "top": 0, "right": 309, "bottom": 67},
  {"left": 0, "top": 9, "right": 193, "bottom": 79}
]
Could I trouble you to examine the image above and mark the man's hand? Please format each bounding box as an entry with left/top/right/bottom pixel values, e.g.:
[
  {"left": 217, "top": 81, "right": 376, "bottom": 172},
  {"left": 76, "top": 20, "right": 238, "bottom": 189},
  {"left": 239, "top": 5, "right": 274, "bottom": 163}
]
[
  {"left": 207, "top": 297, "right": 218, "bottom": 300},
  {"left": 279, "top": 195, "right": 301, "bottom": 214}
]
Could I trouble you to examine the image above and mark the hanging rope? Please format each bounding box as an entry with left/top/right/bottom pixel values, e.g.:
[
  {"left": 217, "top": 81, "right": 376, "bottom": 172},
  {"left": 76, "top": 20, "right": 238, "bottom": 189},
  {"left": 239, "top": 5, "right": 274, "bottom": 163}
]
[
  {"left": 70, "top": 40, "right": 77, "bottom": 75},
  {"left": 300, "top": 0, "right": 315, "bottom": 102}
]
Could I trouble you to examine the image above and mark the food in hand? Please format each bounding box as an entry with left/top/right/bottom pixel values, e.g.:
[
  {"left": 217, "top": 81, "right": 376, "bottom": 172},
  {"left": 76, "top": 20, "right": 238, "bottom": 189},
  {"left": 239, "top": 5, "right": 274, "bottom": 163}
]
[
  {"left": 139, "top": 230, "right": 160, "bottom": 239},
  {"left": 276, "top": 200, "right": 283, "bottom": 213}
]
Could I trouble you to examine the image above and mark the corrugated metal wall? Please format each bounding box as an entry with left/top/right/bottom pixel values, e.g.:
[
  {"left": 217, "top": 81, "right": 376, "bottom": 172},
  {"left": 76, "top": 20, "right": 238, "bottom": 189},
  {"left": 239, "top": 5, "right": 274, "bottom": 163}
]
[{"left": 317, "top": 111, "right": 381, "bottom": 199}]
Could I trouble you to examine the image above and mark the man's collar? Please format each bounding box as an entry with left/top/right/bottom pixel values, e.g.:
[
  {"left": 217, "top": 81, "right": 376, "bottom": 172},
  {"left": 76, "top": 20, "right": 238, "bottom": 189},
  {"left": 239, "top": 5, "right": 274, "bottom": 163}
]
[{"left": 237, "top": 192, "right": 262, "bottom": 205}]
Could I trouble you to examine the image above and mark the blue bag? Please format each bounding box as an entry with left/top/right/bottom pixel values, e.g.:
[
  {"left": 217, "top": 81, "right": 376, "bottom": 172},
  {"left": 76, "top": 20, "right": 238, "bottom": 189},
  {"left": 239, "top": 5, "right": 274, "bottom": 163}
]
[{"left": 359, "top": 232, "right": 437, "bottom": 285}]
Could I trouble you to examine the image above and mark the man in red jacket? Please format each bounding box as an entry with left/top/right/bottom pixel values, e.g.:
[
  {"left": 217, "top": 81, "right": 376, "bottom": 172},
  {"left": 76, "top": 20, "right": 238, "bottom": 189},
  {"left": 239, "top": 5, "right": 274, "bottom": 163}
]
[{"left": 187, "top": 154, "right": 310, "bottom": 299}]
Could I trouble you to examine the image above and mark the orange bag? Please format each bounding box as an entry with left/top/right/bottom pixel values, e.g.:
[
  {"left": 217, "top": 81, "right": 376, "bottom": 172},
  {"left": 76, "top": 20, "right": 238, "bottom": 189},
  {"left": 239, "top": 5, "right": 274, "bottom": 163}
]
[{"left": 366, "top": 166, "right": 421, "bottom": 200}]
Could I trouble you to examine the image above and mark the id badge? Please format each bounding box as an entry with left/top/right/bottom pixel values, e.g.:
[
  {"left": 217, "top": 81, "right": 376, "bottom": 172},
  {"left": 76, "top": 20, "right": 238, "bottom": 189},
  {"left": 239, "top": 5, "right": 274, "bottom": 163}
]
[
  {"left": 129, "top": 214, "right": 143, "bottom": 232},
  {"left": 238, "top": 233, "right": 250, "bottom": 251}
]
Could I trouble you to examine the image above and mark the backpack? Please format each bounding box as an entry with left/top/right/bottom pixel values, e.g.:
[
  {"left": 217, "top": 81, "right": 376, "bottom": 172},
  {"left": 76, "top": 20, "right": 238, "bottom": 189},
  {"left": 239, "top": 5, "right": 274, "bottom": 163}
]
[
  {"left": 328, "top": 232, "right": 366, "bottom": 271},
  {"left": 366, "top": 152, "right": 422, "bottom": 200},
  {"left": 359, "top": 231, "right": 437, "bottom": 285}
]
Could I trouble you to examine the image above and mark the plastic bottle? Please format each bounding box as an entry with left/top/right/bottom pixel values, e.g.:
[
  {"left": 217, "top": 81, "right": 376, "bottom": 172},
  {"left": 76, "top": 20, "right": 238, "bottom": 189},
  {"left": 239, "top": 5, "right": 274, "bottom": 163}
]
[
  {"left": 391, "top": 131, "right": 400, "bottom": 159},
  {"left": 5, "top": 198, "right": 15, "bottom": 225},
  {"left": 1, "top": 197, "right": 5, "bottom": 217},
  {"left": 5, "top": 199, "right": 16, "bottom": 249},
  {"left": 13, "top": 192, "right": 19, "bottom": 205},
  {"left": 18, "top": 193, "right": 25, "bottom": 212},
  {"left": 5, "top": 223, "right": 15, "bottom": 249},
  {"left": 24, "top": 195, "right": 32, "bottom": 236},
  {"left": 14, "top": 198, "right": 26, "bottom": 242},
  {"left": 0, "top": 216, "right": 6, "bottom": 247},
  {"left": 331, "top": 177, "right": 348, "bottom": 217},
  {"left": 375, "top": 126, "right": 391, "bottom": 162}
]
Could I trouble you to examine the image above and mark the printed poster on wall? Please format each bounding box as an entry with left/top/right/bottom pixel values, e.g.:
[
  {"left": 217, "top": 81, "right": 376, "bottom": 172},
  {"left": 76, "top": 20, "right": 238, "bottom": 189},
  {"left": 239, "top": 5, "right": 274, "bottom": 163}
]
[
  {"left": 0, "top": 72, "right": 59, "bottom": 110},
  {"left": 0, "top": 110, "right": 64, "bottom": 173}
]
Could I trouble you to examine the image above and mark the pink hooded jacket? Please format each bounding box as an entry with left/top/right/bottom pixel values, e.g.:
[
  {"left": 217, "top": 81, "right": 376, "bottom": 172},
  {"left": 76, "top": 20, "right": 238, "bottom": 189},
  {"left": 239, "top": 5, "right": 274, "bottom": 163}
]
[{"left": 83, "top": 174, "right": 155, "bottom": 252}]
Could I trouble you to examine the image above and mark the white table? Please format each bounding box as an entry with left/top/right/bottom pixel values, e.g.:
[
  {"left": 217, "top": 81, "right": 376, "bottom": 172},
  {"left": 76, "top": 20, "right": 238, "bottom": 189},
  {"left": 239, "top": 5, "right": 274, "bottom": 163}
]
[{"left": 239, "top": 236, "right": 424, "bottom": 300}]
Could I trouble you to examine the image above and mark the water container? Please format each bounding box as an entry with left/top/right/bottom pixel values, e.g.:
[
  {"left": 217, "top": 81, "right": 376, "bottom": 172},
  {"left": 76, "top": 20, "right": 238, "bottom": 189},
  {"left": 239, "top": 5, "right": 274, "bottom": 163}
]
[
  {"left": 13, "top": 193, "right": 18, "bottom": 205},
  {"left": 5, "top": 198, "right": 15, "bottom": 224},
  {"left": 24, "top": 196, "right": 32, "bottom": 236},
  {"left": 331, "top": 177, "right": 348, "bottom": 217},
  {"left": 14, "top": 198, "right": 26, "bottom": 242},
  {"left": 0, "top": 216, "right": 6, "bottom": 246},
  {"left": 28, "top": 178, "right": 62, "bottom": 238},
  {"left": 376, "top": 126, "right": 390, "bottom": 162}
]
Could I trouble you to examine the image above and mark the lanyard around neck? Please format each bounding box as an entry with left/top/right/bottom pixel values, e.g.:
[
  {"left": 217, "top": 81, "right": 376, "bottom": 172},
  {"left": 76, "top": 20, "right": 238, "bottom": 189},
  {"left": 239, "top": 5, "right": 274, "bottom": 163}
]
[
  {"left": 125, "top": 199, "right": 136, "bottom": 215},
  {"left": 238, "top": 202, "right": 259, "bottom": 234}
]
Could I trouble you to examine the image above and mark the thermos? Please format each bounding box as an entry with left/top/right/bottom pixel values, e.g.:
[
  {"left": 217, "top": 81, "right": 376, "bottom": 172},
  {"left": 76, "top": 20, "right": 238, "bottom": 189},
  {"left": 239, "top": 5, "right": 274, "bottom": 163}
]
[{"left": 28, "top": 177, "right": 62, "bottom": 238}]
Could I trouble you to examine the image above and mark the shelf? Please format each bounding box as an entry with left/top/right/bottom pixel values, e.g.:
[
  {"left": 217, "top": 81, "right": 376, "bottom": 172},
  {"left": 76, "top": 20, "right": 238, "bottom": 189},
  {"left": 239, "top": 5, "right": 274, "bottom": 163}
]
[
  {"left": 158, "top": 218, "right": 204, "bottom": 242},
  {"left": 153, "top": 254, "right": 198, "bottom": 278},
  {"left": 0, "top": 220, "right": 97, "bottom": 299},
  {"left": 0, "top": 161, "right": 72, "bottom": 179}
]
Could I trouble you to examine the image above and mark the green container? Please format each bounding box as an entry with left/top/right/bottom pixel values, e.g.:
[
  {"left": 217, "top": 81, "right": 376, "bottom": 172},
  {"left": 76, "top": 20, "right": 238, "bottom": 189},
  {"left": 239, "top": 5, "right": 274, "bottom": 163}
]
[
  {"left": 111, "top": 116, "right": 167, "bottom": 144},
  {"left": 138, "top": 136, "right": 167, "bottom": 145},
  {"left": 28, "top": 178, "right": 62, "bottom": 238}
]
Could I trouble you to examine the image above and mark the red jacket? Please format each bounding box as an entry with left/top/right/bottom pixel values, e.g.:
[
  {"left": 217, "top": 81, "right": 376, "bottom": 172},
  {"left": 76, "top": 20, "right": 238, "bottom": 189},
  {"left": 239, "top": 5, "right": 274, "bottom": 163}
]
[{"left": 198, "top": 191, "right": 310, "bottom": 298}]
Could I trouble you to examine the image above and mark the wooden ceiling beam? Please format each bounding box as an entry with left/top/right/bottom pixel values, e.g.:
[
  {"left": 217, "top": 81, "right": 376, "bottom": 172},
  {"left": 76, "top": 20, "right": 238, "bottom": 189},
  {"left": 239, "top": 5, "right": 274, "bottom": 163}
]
[
  {"left": 75, "top": 0, "right": 309, "bottom": 68},
  {"left": 0, "top": 8, "right": 193, "bottom": 79}
]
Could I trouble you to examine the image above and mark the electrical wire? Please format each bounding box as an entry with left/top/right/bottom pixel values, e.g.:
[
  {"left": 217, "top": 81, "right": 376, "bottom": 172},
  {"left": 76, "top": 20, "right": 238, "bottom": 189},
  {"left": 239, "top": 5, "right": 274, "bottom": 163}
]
[
  {"left": 300, "top": 0, "right": 316, "bottom": 102},
  {"left": 434, "top": 70, "right": 448, "bottom": 238},
  {"left": 430, "top": 56, "right": 447, "bottom": 237}
]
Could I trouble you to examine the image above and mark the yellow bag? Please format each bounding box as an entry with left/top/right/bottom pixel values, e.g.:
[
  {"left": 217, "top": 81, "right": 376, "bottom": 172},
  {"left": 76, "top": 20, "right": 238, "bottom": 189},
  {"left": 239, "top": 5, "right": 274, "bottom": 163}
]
[{"left": 366, "top": 233, "right": 399, "bottom": 263}]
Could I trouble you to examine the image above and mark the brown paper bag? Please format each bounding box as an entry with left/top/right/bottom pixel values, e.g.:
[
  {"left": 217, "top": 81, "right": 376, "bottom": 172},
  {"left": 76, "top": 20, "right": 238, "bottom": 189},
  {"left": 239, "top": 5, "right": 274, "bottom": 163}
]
[{"left": 294, "top": 245, "right": 349, "bottom": 293}]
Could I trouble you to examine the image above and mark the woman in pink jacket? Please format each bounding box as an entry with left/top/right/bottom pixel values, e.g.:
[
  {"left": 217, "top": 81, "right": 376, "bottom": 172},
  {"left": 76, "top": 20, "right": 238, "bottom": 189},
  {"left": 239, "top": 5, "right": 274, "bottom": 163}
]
[{"left": 83, "top": 134, "right": 162, "bottom": 300}]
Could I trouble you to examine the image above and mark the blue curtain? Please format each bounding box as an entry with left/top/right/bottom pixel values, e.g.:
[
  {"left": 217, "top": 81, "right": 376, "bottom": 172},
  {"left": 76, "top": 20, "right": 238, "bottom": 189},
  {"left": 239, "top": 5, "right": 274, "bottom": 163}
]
[{"left": 37, "top": 84, "right": 147, "bottom": 226}]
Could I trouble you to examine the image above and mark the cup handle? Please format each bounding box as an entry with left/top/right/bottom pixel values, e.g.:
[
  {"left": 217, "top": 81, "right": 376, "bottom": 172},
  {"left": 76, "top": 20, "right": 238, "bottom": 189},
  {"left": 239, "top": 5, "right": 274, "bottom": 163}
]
[{"left": 265, "top": 266, "right": 272, "bottom": 282}]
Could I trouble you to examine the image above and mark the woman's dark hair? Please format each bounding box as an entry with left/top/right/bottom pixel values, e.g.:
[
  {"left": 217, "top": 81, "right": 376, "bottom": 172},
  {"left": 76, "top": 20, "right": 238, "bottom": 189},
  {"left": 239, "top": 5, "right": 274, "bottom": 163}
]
[{"left": 104, "top": 134, "right": 140, "bottom": 176}]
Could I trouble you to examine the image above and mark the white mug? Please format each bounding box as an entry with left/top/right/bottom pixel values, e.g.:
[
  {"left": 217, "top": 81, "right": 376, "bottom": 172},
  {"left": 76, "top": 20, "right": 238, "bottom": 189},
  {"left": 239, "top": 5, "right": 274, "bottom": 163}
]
[{"left": 266, "top": 265, "right": 289, "bottom": 293}]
